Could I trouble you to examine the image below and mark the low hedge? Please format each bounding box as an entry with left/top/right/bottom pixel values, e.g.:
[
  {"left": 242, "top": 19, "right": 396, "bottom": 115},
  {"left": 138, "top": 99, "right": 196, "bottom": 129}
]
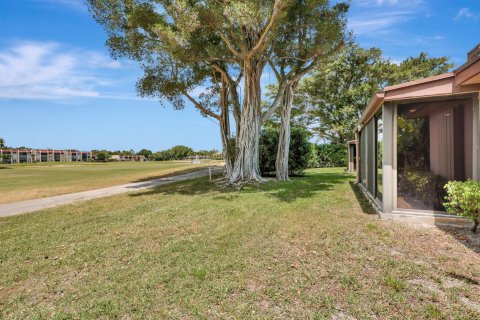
[
  {"left": 259, "top": 126, "right": 311, "bottom": 176},
  {"left": 310, "top": 143, "right": 347, "bottom": 168}
]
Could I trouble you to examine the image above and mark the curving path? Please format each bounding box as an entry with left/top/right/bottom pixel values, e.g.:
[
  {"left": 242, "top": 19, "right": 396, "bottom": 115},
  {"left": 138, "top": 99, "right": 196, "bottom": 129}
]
[{"left": 0, "top": 167, "right": 222, "bottom": 218}]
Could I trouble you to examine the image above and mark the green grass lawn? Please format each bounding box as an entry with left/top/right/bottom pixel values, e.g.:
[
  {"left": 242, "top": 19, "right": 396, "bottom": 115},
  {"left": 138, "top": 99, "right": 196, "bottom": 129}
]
[
  {"left": 1, "top": 168, "right": 479, "bottom": 319},
  {"left": 0, "top": 160, "right": 219, "bottom": 204}
]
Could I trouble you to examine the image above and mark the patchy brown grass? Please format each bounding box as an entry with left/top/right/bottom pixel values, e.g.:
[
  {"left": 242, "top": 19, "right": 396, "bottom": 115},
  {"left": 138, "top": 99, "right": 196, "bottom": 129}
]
[{"left": 0, "top": 168, "right": 479, "bottom": 319}]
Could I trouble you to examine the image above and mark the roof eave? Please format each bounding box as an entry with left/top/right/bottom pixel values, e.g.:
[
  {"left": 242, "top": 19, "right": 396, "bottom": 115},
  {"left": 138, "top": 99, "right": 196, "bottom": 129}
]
[{"left": 357, "top": 92, "right": 384, "bottom": 130}]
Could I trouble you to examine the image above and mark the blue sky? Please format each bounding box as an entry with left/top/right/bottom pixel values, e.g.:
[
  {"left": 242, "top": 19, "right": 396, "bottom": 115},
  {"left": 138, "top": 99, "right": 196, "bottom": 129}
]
[{"left": 0, "top": 0, "right": 479, "bottom": 151}]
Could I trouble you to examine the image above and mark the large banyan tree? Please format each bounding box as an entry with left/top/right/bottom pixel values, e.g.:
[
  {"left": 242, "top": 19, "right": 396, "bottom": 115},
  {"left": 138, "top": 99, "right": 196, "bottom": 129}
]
[{"left": 87, "top": 0, "right": 348, "bottom": 183}]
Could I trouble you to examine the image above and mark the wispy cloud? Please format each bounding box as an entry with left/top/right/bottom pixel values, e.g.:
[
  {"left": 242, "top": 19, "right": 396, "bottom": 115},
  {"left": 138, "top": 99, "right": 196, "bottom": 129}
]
[
  {"left": 454, "top": 8, "right": 477, "bottom": 21},
  {"left": 0, "top": 41, "right": 127, "bottom": 100},
  {"left": 348, "top": 0, "right": 426, "bottom": 36},
  {"left": 40, "top": 0, "right": 87, "bottom": 12},
  {"left": 349, "top": 11, "right": 414, "bottom": 35},
  {"left": 355, "top": 0, "right": 423, "bottom": 8}
]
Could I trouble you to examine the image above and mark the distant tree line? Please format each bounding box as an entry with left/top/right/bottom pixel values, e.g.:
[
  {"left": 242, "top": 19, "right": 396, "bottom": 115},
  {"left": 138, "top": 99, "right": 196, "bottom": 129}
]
[
  {"left": 153, "top": 146, "right": 222, "bottom": 161},
  {"left": 91, "top": 146, "right": 222, "bottom": 162}
]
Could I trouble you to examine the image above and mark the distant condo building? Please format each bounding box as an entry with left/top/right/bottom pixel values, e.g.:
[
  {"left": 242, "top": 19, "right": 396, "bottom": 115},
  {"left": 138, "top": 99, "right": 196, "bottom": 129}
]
[
  {"left": 110, "top": 154, "right": 146, "bottom": 162},
  {"left": 0, "top": 149, "right": 92, "bottom": 164}
]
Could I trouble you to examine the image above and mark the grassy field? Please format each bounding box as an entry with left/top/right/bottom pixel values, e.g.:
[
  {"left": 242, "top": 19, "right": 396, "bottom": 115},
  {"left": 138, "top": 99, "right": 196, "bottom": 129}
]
[
  {"left": 1, "top": 168, "right": 479, "bottom": 319},
  {"left": 0, "top": 160, "right": 219, "bottom": 204}
]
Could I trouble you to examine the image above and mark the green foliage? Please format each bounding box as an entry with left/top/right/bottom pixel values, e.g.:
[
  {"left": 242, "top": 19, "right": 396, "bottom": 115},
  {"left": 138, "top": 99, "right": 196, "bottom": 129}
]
[
  {"left": 259, "top": 127, "right": 279, "bottom": 175},
  {"left": 0, "top": 138, "right": 5, "bottom": 149},
  {"left": 297, "top": 43, "right": 452, "bottom": 144},
  {"left": 153, "top": 150, "right": 173, "bottom": 161},
  {"left": 311, "top": 144, "right": 347, "bottom": 168},
  {"left": 137, "top": 149, "right": 153, "bottom": 159},
  {"left": 397, "top": 116, "right": 430, "bottom": 170},
  {"left": 169, "top": 145, "right": 193, "bottom": 159},
  {"left": 390, "top": 53, "right": 452, "bottom": 84},
  {"left": 259, "top": 127, "right": 311, "bottom": 176},
  {"left": 297, "top": 44, "right": 391, "bottom": 143},
  {"left": 153, "top": 146, "right": 219, "bottom": 161},
  {"left": 444, "top": 180, "right": 480, "bottom": 230},
  {"left": 96, "top": 151, "right": 109, "bottom": 162},
  {"left": 154, "top": 145, "right": 192, "bottom": 161}
]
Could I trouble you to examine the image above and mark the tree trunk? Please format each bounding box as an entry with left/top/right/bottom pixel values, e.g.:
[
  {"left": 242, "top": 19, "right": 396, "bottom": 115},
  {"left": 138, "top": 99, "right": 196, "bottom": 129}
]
[
  {"left": 229, "top": 83, "right": 242, "bottom": 137},
  {"left": 276, "top": 82, "right": 296, "bottom": 180},
  {"left": 229, "top": 62, "right": 263, "bottom": 183},
  {"left": 219, "top": 85, "right": 234, "bottom": 178}
]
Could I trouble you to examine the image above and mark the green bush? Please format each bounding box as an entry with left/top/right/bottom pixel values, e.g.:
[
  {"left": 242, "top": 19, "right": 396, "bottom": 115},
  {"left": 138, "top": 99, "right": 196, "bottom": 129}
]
[
  {"left": 96, "top": 151, "right": 109, "bottom": 162},
  {"left": 154, "top": 145, "right": 194, "bottom": 161},
  {"left": 444, "top": 180, "right": 480, "bottom": 232},
  {"left": 259, "top": 126, "right": 311, "bottom": 176},
  {"left": 169, "top": 145, "right": 193, "bottom": 159},
  {"left": 314, "top": 144, "right": 347, "bottom": 168},
  {"left": 153, "top": 150, "right": 173, "bottom": 161}
]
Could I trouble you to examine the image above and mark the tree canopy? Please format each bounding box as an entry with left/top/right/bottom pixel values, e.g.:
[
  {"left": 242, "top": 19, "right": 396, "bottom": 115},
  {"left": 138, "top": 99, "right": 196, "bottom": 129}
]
[
  {"left": 87, "top": 0, "right": 350, "bottom": 182},
  {"left": 297, "top": 44, "right": 453, "bottom": 144}
]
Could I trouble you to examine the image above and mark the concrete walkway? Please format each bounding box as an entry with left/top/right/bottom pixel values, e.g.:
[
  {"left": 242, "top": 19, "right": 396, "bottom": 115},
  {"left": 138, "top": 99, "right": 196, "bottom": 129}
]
[{"left": 0, "top": 168, "right": 222, "bottom": 218}]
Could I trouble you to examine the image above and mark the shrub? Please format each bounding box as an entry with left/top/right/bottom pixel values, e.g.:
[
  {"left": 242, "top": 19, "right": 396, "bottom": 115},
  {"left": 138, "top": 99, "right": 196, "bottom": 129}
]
[
  {"left": 306, "top": 143, "right": 320, "bottom": 168},
  {"left": 314, "top": 143, "right": 347, "bottom": 168},
  {"left": 444, "top": 180, "right": 480, "bottom": 232},
  {"left": 287, "top": 127, "right": 311, "bottom": 176},
  {"left": 259, "top": 126, "right": 311, "bottom": 176},
  {"left": 153, "top": 150, "right": 173, "bottom": 161},
  {"left": 259, "top": 127, "right": 279, "bottom": 175}
]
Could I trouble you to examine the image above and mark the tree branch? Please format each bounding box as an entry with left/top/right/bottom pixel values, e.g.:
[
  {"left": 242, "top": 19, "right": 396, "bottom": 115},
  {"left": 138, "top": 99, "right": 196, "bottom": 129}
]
[
  {"left": 247, "top": 0, "right": 287, "bottom": 59},
  {"left": 182, "top": 90, "right": 221, "bottom": 120},
  {"left": 268, "top": 59, "right": 281, "bottom": 82},
  {"left": 218, "top": 31, "right": 243, "bottom": 59},
  {"left": 261, "top": 79, "right": 288, "bottom": 123}
]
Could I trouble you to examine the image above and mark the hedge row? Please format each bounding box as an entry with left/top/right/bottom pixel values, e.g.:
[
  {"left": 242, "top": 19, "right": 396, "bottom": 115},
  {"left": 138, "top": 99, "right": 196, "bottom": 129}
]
[
  {"left": 309, "top": 143, "right": 347, "bottom": 168},
  {"left": 257, "top": 126, "right": 348, "bottom": 176}
]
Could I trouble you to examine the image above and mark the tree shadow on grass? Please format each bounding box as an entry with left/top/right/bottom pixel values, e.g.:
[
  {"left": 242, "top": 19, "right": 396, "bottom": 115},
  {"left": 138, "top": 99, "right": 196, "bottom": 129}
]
[
  {"left": 436, "top": 224, "right": 480, "bottom": 254},
  {"left": 261, "top": 172, "right": 353, "bottom": 203},
  {"left": 129, "top": 170, "right": 354, "bottom": 203},
  {"left": 0, "top": 166, "right": 12, "bottom": 169},
  {"left": 130, "top": 167, "right": 222, "bottom": 183},
  {"left": 348, "top": 181, "right": 376, "bottom": 215}
]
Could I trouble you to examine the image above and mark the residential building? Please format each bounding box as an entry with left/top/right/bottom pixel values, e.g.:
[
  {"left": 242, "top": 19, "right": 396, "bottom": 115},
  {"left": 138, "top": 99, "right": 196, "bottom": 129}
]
[{"left": 355, "top": 44, "right": 480, "bottom": 226}]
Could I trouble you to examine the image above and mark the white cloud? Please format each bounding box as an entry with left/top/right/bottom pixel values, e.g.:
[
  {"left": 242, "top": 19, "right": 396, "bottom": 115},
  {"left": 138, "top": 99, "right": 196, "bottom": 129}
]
[
  {"left": 348, "top": 0, "right": 426, "bottom": 36},
  {"left": 349, "top": 11, "right": 414, "bottom": 35},
  {"left": 355, "top": 0, "right": 423, "bottom": 8},
  {"left": 40, "top": 0, "right": 87, "bottom": 12},
  {"left": 454, "top": 8, "right": 477, "bottom": 21},
  {"left": 0, "top": 41, "right": 125, "bottom": 100}
]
